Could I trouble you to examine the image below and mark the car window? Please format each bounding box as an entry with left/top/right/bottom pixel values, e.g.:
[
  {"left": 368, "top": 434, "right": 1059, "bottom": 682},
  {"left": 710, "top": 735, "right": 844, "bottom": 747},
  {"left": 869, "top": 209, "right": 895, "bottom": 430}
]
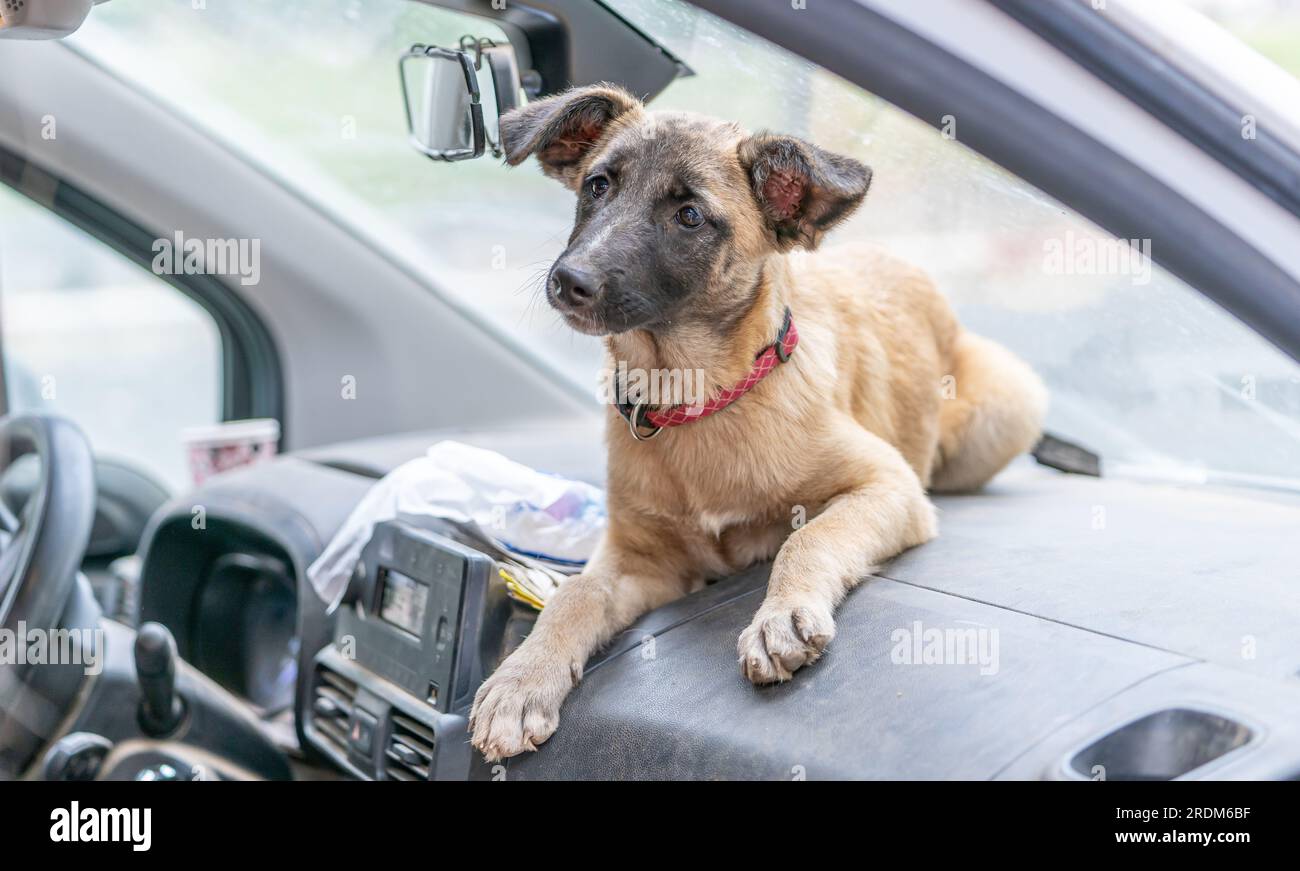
[
  {"left": 1177, "top": 0, "right": 1300, "bottom": 78},
  {"left": 0, "top": 184, "right": 222, "bottom": 491},
  {"left": 74, "top": 0, "right": 1300, "bottom": 487}
]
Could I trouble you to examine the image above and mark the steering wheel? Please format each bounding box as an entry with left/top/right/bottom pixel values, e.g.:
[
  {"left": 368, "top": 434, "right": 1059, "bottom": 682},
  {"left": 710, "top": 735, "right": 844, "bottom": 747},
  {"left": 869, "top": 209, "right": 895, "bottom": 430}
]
[{"left": 0, "top": 414, "right": 97, "bottom": 676}]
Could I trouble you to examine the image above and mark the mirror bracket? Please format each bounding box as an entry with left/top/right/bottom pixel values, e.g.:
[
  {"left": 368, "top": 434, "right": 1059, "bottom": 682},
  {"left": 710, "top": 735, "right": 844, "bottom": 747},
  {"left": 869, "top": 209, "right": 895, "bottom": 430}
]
[
  {"left": 401, "top": 37, "right": 528, "bottom": 163},
  {"left": 400, "top": 43, "right": 487, "bottom": 163}
]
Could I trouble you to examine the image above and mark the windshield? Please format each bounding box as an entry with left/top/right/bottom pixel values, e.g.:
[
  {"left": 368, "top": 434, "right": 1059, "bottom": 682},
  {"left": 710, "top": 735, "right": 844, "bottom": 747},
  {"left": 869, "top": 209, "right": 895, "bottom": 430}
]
[
  {"left": 1188, "top": 0, "right": 1300, "bottom": 79},
  {"left": 71, "top": 0, "right": 1300, "bottom": 487}
]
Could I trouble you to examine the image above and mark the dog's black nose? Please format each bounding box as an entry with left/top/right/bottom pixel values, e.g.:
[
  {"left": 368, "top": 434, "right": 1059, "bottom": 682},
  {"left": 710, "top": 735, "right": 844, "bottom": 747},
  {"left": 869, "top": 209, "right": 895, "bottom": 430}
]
[{"left": 551, "top": 265, "right": 602, "bottom": 309}]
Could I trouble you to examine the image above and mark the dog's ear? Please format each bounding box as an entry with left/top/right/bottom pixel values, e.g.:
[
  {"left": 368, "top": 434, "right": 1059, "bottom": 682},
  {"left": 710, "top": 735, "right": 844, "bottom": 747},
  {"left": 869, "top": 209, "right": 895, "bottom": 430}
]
[
  {"left": 738, "top": 134, "right": 872, "bottom": 250},
  {"left": 500, "top": 84, "right": 643, "bottom": 187}
]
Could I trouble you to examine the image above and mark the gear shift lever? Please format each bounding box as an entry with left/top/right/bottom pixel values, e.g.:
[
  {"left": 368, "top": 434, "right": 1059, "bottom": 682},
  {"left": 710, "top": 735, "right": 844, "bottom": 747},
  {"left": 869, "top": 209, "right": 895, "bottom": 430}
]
[{"left": 134, "top": 622, "right": 184, "bottom": 736}]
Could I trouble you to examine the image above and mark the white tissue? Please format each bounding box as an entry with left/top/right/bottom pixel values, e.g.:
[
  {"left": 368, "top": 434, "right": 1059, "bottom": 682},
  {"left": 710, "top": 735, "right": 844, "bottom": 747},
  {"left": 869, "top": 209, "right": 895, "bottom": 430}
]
[{"left": 306, "top": 441, "right": 605, "bottom": 608}]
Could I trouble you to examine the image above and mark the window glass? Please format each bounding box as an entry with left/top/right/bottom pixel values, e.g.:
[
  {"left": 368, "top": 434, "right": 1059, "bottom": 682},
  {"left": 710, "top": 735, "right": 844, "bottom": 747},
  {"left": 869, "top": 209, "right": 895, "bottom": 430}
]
[
  {"left": 0, "top": 185, "right": 222, "bottom": 491},
  {"left": 608, "top": 0, "right": 1300, "bottom": 485},
  {"left": 75, "top": 0, "right": 1300, "bottom": 485},
  {"left": 1181, "top": 0, "right": 1300, "bottom": 77}
]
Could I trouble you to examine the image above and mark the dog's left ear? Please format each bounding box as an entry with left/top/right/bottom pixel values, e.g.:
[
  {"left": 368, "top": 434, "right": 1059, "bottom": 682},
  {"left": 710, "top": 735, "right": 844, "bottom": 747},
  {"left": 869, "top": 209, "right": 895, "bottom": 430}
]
[{"left": 739, "top": 134, "right": 872, "bottom": 250}]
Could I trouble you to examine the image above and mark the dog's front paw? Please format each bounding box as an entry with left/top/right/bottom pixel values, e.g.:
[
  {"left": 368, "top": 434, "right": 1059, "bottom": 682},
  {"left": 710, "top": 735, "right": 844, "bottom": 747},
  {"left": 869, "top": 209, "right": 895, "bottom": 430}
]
[
  {"left": 469, "top": 648, "right": 578, "bottom": 763},
  {"left": 738, "top": 601, "right": 836, "bottom": 685}
]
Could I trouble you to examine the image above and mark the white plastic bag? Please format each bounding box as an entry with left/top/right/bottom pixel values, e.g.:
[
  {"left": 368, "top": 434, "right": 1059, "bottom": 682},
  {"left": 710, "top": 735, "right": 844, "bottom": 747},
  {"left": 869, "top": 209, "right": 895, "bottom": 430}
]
[{"left": 307, "top": 441, "right": 605, "bottom": 608}]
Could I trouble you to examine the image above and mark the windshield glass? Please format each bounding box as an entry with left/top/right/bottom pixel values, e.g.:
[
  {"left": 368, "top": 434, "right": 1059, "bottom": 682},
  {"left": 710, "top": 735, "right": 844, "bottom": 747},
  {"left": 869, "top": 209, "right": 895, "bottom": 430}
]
[
  {"left": 1191, "top": 0, "right": 1300, "bottom": 78},
  {"left": 72, "top": 0, "right": 1300, "bottom": 486}
]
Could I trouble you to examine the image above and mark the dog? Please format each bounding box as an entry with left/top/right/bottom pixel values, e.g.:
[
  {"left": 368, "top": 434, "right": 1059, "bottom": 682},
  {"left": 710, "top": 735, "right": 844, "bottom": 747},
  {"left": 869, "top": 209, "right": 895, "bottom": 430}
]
[{"left": 469, "top": 84, "right": 1047, "bottom": 762}]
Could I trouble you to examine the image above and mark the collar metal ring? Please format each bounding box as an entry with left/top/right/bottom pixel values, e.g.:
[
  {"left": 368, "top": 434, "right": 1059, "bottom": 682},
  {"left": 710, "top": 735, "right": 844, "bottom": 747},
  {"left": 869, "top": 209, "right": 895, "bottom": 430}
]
[{"left": 627, "top": 400, "right": 663, "bottom": 442}]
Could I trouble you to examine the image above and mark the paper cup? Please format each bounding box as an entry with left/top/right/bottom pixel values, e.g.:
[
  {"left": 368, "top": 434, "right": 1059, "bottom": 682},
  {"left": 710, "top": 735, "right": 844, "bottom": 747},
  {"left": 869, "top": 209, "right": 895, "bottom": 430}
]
[{"left": 182, "top": 418, "right": 281, "bottom": 487}]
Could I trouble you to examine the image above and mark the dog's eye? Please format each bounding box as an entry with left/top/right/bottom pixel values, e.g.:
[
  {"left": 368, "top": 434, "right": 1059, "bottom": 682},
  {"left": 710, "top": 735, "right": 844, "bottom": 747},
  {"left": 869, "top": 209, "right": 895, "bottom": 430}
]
[
  {"left": 588, "top": 175, "right": 610, "bottom": 198},
  {"left": 676, "top": 205, "right": 704, "bottom": 228}
]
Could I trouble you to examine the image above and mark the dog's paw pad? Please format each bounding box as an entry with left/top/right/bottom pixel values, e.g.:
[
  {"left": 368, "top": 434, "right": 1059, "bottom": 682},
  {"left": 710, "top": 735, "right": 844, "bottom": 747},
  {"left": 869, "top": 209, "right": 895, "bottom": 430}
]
[{"left": 738, "top": 604, "right": 836, "bottom": 685}]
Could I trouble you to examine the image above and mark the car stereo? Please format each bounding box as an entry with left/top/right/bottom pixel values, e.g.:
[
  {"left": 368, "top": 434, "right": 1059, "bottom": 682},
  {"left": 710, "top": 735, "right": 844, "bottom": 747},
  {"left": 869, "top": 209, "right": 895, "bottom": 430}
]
[{"left": 303, "top": 519, "right": 535, "bottom": 780}]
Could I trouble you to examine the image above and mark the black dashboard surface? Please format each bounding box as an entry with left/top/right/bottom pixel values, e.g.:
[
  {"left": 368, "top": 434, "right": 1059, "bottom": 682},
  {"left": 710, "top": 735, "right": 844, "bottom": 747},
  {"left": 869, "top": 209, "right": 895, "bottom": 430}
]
[
  {"left": 141, "top": 422, "right": 1300, "bottom": 778},
  {"left": 507, "top": 463, "right": 1300, "bottom": 779}
]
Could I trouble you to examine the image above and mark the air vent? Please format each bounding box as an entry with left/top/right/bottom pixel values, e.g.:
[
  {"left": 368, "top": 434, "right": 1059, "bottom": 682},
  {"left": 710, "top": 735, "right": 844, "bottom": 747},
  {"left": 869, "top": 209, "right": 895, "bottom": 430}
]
[
  {"left": 311, "top": 666, "right": 357, "bottom": 755},
  {"left": 384, "top": 713, "right": 435, "bottom": 781},
  {"left": 1068, "top": 708, "right": 1253, "bottom": 781}
]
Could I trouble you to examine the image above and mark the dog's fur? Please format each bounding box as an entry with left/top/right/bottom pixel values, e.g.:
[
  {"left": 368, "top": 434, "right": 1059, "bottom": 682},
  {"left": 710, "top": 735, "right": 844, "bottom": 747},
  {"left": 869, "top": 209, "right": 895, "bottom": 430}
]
[{"left": 469, "top": 85, "right": 1047, "bottom": 761}]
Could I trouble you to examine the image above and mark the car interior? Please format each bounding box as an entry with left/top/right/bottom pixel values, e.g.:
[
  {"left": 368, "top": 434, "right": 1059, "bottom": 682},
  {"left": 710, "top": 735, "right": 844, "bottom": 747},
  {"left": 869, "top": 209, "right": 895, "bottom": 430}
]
[{"left": 2, "top": 0, "right": 1300, "bottom": 782}]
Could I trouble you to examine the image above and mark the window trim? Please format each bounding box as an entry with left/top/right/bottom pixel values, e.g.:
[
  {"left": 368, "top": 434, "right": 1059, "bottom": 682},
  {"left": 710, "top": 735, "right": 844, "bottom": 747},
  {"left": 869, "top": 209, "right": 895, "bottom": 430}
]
[
  {"left": 989, "top": 0, "right": 1300, "bottom": 222},
  {"left": 0, "top": 145, "right": 285, "bottom": 438}
]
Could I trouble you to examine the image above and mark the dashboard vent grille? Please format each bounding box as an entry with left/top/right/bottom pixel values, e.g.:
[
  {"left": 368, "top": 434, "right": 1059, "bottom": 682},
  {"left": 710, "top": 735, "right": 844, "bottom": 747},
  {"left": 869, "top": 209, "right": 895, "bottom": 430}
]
[
  {"left": 384, "top": 713, "right": 435, "bottom": 781},
  {"left": 312, "top": 666, "right": 357, "bottom": 755}
]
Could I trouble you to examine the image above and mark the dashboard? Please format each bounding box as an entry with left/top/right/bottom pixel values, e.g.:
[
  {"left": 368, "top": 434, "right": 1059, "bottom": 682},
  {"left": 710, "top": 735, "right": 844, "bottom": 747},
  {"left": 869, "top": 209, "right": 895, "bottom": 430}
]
[
  {"left": 133, "top": 425, "right": 595, "bottom": 779},
  {"left": 129, "top": 424, "right": 1300, "bottom": 780}
]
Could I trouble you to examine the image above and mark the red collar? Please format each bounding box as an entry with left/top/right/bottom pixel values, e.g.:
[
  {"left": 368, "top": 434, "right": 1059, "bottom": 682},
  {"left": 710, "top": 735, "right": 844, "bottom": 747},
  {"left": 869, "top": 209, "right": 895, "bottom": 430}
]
[{"left": 616, "top": 307, "right": 798, "bottom": 441}]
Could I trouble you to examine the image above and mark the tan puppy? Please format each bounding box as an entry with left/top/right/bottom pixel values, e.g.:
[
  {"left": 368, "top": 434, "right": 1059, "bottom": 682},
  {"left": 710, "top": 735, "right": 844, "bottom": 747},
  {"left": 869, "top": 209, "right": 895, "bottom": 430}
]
[{"left": 469, "top": 85, "right": 1047, "bottom": 762}]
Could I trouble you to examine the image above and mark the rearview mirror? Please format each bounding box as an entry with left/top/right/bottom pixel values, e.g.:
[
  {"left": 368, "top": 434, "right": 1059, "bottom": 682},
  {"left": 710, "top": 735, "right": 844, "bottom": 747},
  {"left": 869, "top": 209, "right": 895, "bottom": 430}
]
[
  {"left": 400, "top": 40, "right": 524, "bottom": 163},
  {"left": 400, "top": 44, "right": 487, "bottom": 162}
]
